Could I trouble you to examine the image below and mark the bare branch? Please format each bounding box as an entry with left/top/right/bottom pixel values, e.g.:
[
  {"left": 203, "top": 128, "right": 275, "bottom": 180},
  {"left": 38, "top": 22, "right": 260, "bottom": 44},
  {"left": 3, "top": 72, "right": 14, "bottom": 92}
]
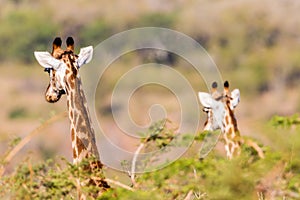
[{"left": 0, "top": 112, "right": 68, "bottom": 177}]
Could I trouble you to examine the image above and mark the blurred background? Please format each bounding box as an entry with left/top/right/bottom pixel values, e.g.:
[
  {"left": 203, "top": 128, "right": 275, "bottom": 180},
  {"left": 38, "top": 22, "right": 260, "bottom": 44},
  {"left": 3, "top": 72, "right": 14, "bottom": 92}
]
[{"left": 0, "top": 0, "right": 299, "bottom": 174}]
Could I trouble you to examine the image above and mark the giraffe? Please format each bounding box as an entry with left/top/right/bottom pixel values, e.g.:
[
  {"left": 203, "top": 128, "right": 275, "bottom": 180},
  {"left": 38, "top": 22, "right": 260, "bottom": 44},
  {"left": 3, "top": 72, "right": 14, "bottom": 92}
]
[
  {"left": 34, "top": 37, "right": 109, "bottom": 198},
  {"left": 199, "top": 81, "right": 242, "bottom": 159}
]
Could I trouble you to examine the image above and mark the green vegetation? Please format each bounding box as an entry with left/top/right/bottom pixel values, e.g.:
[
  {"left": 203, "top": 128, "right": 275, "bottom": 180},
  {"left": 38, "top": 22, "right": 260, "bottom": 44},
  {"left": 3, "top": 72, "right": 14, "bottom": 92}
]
[
  {"left": 271, "top": 114, "right": 300, "bottom": 128},
  {"left": 0, "top": 9, "right": 58, "bottom": 63},
  {"left": 9, "top": 107, "right": 29, "bottom": 119},
  {"left": 0, "top": 116, "right": 299, "bottom": 199},
  {"left": 79, "top": 20, "right": 114, "bottom": 46},
  {"left": 136, "top": 12, "right": 177, "bottom": 28}
]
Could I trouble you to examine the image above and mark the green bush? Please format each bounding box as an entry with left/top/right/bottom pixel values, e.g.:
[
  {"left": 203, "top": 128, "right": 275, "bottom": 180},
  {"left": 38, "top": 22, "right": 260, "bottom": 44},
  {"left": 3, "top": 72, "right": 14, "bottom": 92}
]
[
  {"left": 0, "top": 10, "right": 58, "bottom": 63},
  {"left": 136, "top": 12, "right": 176, "bottom": 28},
  {"left": 8, "top": 107, "right": 28, "bottom": 119},
  {"left": 1, "top": 116, "right": 299, "bottom": 199},
  {"left": 79, "top": 20, "right": 115, "bottom": 46}
]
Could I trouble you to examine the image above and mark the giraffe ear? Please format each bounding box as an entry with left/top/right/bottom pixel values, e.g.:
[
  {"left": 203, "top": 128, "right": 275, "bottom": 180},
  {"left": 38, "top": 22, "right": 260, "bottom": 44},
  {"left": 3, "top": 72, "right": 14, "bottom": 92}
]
[
  {"left": 198, "top": 92, "right": 214, "bottom": 108},
  {"left": 34, "top": 51, "right": 63, "bottom": 70},
  {"left": 230, "top": 89, "right": 240, "bottom": 109},
  {"left": 77, "top": 46, "right": 93, "bottom": 68}
]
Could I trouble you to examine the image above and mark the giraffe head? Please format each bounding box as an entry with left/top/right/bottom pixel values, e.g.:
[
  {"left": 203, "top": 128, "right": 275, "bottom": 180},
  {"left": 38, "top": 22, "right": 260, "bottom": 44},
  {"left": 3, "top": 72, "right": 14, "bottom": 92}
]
[
  {"left": 34, "top": 37, "right": 93, "bottom": 103},
  {"left": 198, "top": 81, "right": 240, "bottom": 132}
]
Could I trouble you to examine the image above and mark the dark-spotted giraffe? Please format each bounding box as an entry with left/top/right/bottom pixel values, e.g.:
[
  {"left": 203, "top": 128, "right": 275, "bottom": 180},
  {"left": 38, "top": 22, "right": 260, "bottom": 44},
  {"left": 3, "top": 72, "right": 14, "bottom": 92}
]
[{"left": 34, "top": 37, "right": 109, "bottom": 198}]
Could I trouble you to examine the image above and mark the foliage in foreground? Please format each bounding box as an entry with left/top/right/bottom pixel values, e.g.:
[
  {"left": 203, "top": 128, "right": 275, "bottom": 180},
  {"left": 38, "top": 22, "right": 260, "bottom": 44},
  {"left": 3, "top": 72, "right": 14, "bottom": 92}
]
[
  {"left": 0, "top": 115, "right": 299, "bottom": 199},
  {"left": 0, "top": 157, "right": 109, "bottom": 200}
]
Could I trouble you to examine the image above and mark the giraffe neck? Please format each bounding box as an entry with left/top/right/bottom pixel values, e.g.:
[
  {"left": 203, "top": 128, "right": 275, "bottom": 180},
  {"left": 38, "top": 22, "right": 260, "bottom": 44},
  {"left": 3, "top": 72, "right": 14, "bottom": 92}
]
[
  {"left": 222, "top": 103, "right": 241, "bottom": 159},
  {"left": 65, "top": 75, "right": 100, "bottom": 164},
  {"left": 66, "top": 76, "right": 109, "bottom": 197}
]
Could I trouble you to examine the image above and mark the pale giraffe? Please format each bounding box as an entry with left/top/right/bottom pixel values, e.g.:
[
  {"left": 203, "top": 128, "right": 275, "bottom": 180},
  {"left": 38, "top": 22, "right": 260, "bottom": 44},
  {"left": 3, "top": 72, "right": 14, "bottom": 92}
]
[
  {"left": 199, "top": 81, "right": 242, "bottom": 159},
  {"left": 34, "top": 37, "right": 109, "bottom": 198}
]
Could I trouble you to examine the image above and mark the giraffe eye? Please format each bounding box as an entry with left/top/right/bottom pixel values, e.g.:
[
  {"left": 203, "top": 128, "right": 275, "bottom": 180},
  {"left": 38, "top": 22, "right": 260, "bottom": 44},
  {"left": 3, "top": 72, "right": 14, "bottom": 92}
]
[
  {"left": 203, "top": 107, "right": 210, "bottom": 113},
  {"left": 44, "top": 68, "right": 51, "bottom": 74}
]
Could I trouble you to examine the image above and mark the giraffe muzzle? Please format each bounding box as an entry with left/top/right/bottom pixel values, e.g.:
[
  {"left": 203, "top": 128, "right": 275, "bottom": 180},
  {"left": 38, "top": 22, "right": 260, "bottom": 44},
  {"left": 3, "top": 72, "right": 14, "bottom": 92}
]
[{"left": 45, "top": 89, "right": 65, "bottom": 103}]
